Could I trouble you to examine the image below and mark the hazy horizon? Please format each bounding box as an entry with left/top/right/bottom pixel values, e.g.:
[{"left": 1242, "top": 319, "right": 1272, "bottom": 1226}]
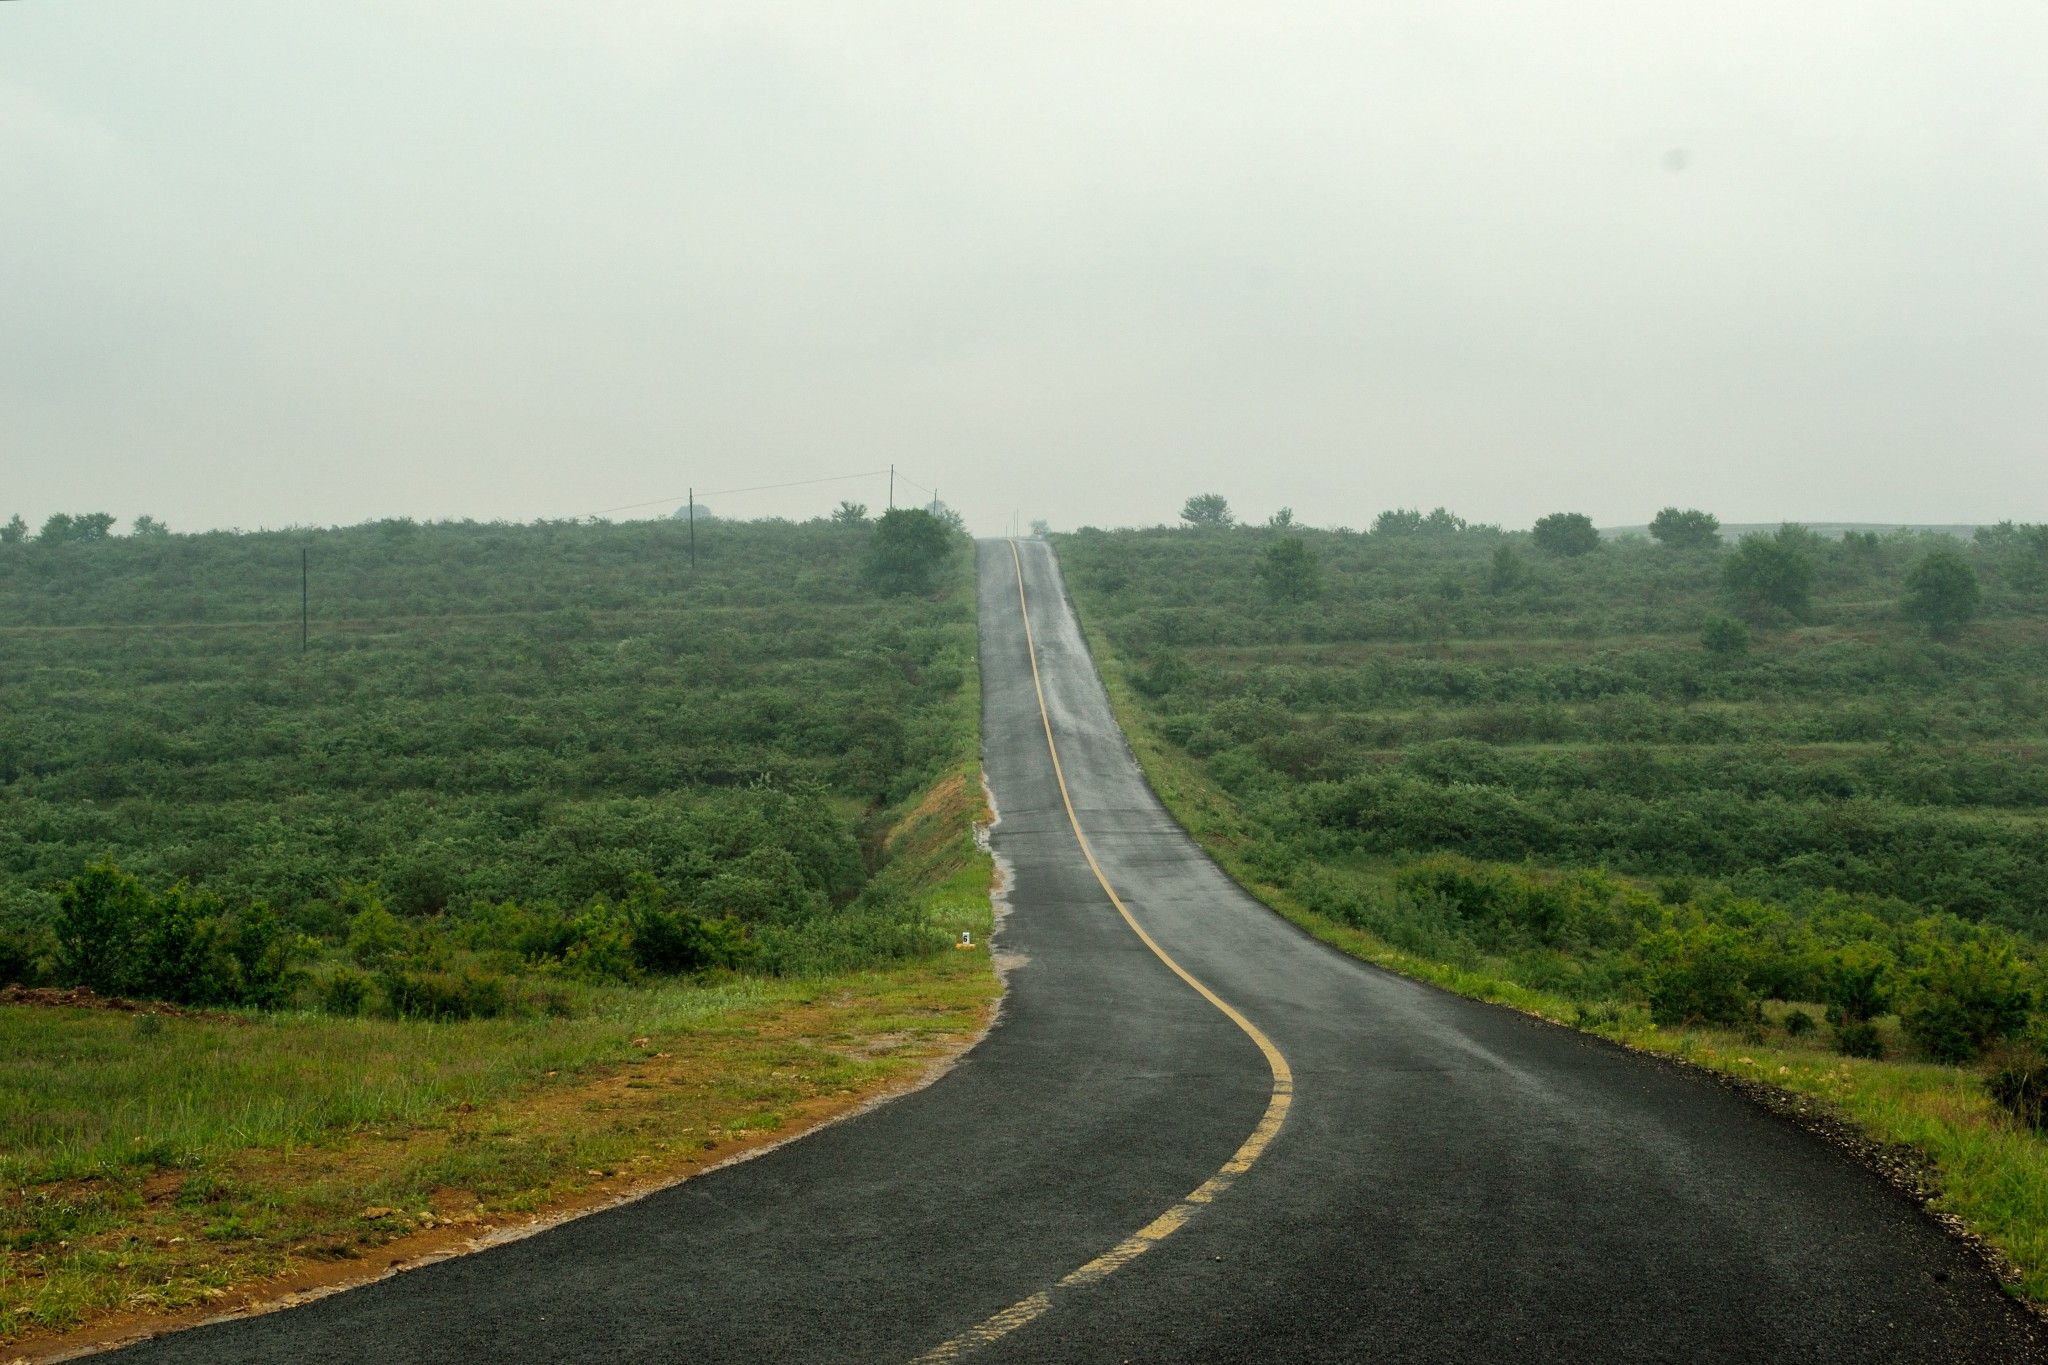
[{"left": 7, "top": 3, "right": 2046, "bottom": 536}]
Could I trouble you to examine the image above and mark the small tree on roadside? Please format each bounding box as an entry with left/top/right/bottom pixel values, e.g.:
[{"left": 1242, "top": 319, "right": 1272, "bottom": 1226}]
[
  {"left": 1180, "top": 493, "right": 1234, "bottom": 528},
  {"left": 1029, "top": 519, "right": 1051, "bottom": 538},
  {"left": 830, "top": 501, "right": 869, "bottom": 527},
  {"left": 1902, "top": 546, "right": 1981, "bottom": 637},
  {"left": 1723, "top": 527, "right": 1815, "bottom": 621},
  {"left": 1897, "top": 942, "right": 2035, "bottom": 1063},
  {"left": 1649, "top": 507, "right": 1721, "bottom": 550},
  {"left": 1531, "top": 512, "right": 1600, "bottom": 557},
  {"left": 1258, "top": 537, "right": 1321, "bottom": 603},
  {"left": 867, "top": 508, "right": 957, "bottom": 595}
]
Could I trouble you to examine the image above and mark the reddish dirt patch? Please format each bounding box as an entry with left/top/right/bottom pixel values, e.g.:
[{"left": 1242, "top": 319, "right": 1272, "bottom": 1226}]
[{"left": 0, "top": 986, "right": 240, "bottom": 1023}]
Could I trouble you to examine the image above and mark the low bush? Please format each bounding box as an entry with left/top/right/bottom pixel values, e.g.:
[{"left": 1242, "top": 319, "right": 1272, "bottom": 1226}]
[
  {"left": 320, "top": 968, "right": 374, "bottom": 1016},
  {"left": 377, "top": 967, "right": 511, "bottom": 1021},
  {"left": 50, "top": 862, "right": 307, "bottom": 1007},
  {"left": 1986, "top": 1045, "right": 2048, "bottom": 1132},
  {"left": 1897, "top": 942, "right": 2036, "bottom": 1063},
  {"left": 0, "top": 930, "right": 37, "bottom": 986},
  {"left": 1638, "top": 925, "right": 1756, "bottom": 1027},
  {"left": 1835, "top": 1018, "right": 1885, "bottom": 1059}
]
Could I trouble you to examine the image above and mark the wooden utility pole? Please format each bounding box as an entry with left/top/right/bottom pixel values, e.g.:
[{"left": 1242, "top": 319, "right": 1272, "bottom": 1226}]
[
  {"left": 301, "top": 549, "right": 309, "bottom": 653},
  {"left": 888, "top": 464, "right": 895, "bottom": 510},
  {"left": 688, "top": 487, "right": 696, "bottom": 569}
]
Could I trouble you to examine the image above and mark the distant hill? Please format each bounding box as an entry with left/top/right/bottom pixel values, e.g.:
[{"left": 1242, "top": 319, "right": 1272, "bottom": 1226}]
[{"left": 1599, "top": 521, "right": 1978, "bottom": 542}]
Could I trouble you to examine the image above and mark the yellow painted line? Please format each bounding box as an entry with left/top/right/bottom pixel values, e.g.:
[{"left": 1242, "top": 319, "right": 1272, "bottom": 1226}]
[{"left": 909, "top": 541, "right": 1295, "bottom": 1364}]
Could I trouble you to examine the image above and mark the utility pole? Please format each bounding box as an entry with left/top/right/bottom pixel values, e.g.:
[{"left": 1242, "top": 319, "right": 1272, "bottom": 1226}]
[
  {"left": 688, "top": 487, "right": 696, "bottom": 570},
  {"left": 888, "top": 464, "right": 895, "bottom": 510},
  {"left": 300, "top": 548, "right": 309, "bottom": 654}
]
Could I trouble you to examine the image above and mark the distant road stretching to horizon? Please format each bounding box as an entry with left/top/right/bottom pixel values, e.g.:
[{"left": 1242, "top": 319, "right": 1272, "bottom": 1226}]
[{"left": 109, "top": 539, "right": 2039, "bottom": 1363}]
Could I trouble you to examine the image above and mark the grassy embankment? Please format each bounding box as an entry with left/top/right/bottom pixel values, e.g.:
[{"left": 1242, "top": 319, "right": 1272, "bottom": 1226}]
[
  {"left": 1057, "top": 519, "right": 2048, "bottom": 1307},
  {"left": 0, "top": 516, "right": 997, "bottom": 1347}
]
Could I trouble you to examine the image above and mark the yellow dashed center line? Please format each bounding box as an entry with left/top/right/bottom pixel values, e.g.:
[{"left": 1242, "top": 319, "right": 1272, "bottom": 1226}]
[{"left": 909, "top": 542, "right": 1296, "bottom": 1363}]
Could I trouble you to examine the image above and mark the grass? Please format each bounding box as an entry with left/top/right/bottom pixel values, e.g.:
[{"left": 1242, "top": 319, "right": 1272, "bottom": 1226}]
[{"left": 1076, "top": 605, "right": 2048, "bottom": 1311}]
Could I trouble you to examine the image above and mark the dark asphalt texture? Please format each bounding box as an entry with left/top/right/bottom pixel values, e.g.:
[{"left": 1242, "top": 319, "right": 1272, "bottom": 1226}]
[{"left": 109, "top": 538, "right": 2041, "bottom": 1363}]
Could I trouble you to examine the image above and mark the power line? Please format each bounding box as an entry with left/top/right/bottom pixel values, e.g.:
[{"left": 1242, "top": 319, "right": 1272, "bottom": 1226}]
[{"left": 593, "top": 470, "right": 892, "bottom": 517}]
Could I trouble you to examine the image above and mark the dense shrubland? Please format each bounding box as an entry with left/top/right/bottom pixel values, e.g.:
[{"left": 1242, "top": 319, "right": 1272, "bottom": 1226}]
[
  {"left": 1058, "top": 514, "right": 2048, "bottom": 1077},
  {"left": 0, "top": 513, "right": 974, "bottom": 1016}
]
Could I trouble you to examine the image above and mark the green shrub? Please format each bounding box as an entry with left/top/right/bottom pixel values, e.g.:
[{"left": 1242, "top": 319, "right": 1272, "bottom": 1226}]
[
  {"left": 50, "top": 861, "right": 306, "bottom": 1007},
  {"left": 1638, "top": 925, "right": 1756, "bottom": 1026},
  {"left": 344, "top": 890, "right": 408, "bottom": 968},
  {"left": 1986, "top": 1046, "right": 2047, "bottom": 1132},
  {"left": 52, "top": 861, "right": 153, "bottom": 996},
  {"left": 0, "top": 929, "right": 38, "bottom": 985},
  {"left": 1835, "top": 1018, "right": 1885, "bottom": 1059},
  {"left": 320, "top": 968, "right": 374, "bottom": 1017},
  {"left": 378, "top": 967, "right": 511, "bottom": 1021},
  {"left": 1897, "top": 943, "right": 2035, "bottom": 1063},
  {"left": 1782, "top": 1007, "right": 1817, "bottom": 1037},
  {"left": 1820, "top": 942, "right": 1895, "bottom": 1023},
  {"left": 1700, "top": 615, "right": 1749, "bottom": 656}
]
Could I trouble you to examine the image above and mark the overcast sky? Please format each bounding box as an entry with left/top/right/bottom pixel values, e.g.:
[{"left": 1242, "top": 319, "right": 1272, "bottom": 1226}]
[{"left": 5, "top": 3, "right": 2045, "bottom": 535}]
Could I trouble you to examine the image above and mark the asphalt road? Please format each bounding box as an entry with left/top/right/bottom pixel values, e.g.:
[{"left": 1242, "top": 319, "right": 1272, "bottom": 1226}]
[{"left": 111, "top": 538, "right": 2041, "bottom": 1363}]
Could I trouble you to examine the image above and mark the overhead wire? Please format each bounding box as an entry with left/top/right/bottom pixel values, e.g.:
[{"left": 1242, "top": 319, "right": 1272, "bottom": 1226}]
[{"left": 592, "top": 470, "right": 893, "bottom": 517}]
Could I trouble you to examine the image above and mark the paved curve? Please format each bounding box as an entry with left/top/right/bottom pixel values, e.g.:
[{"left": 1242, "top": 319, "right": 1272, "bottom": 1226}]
[{"left": 112, "top": 539, "right": 2039, "bottom": 1363}]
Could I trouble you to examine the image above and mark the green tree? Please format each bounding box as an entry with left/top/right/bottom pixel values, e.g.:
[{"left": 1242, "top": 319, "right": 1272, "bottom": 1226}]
[
  {"left": 1258, "top": 537, "right": 1321, "bottom": 603},
  {"left": 1372, "top": 508, "right": 1424, "bottom": 536},
  {"left": 1898, "top": 942, "right": 2035, "bottom": 1062},
  {"left": 131, "top": 514, "right": 170, "bottom": 537},
  {"left": 1421, "top": 507, "right": 1467, "bottom": 534},
  {"left": 829, "top": 501, "right": 869, "bottom": 527},
  {"left": 1180, "top": 493, "right": 1234, "bottom": 528},
  {"left": 1649, "top": 507, "right": 1721, "bottom": 550},
  {"left": 1029, "top": 519, "right": 1051, "bottom": 537},
  {"left": 1700, "top": 614, "right": 1749, "bottom": 656},
  {"left": 53, "top": 860, "right": 153, "bottom": 995},
  {"left": 1723, "top": 527, "right": 1815, "bottom": 620},
  {"left": 0, "top": 514, "right": 24, "bottom": 545},
  {"left": 1531, "top": 512, "right": 1600, "bottom": 557},
  {"left": 36, "top": 512, "right": 116, "bottom": 544},
  {"left": 1268, "top": 507, "right": 1295, "bottom": 529},
  {"left": 1902, "top": 546, "right": 1981, "bottom": 637},
  {"left": 1975, "top": 521, "right": 2048, "bottom": 592},
  {"left": 1485, "top": 544, "right": 1529, "bottom": 594},
  {"left": 867, "top": 508, "right": 957, "bottom": 595}
]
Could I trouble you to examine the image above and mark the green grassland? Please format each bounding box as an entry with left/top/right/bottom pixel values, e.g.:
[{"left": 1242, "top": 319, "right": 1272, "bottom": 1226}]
[
  {"left": 0, "top": 513, "right": 997, "bottom": 1344},
  {"left": 1056, "top": 513, "right": 2048, "bottom": 1303}
]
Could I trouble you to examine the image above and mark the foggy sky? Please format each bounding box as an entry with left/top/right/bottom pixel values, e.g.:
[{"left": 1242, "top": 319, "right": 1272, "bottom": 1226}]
[{"left": 5, "top": 2, "right": 2045, "bottom": 536}]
